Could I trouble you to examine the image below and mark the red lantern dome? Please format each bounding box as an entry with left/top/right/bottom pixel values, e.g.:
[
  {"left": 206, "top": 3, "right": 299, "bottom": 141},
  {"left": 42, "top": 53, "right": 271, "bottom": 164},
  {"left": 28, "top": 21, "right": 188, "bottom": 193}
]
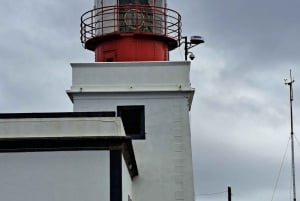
[{"left": 81, "top": 0, "right": 181, "bottom": 62}]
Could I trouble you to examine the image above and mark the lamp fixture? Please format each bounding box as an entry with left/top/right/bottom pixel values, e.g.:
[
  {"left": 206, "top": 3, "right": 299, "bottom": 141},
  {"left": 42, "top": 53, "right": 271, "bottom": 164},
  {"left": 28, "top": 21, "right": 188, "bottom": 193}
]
[{"left": 181, "top": 35, "right": 204, "bottom": 61}]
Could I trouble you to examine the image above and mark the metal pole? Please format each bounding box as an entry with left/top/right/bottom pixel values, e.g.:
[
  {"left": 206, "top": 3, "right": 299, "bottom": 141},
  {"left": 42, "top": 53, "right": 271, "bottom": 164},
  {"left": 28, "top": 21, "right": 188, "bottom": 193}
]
[
  {"left": 228, "top": 186, "right": 231, "bottom": 201},
  {"left": 285, "top": 69, "right": 296, "bottom": 201},
  {"left": 184, "top": 36, "right": 188, "bottom": 61}
]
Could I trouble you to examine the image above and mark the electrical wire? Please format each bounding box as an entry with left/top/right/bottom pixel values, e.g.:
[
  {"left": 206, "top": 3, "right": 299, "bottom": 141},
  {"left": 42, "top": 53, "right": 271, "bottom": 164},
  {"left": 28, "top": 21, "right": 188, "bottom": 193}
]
[
  {"left": 198, "top": 190, "right": 227, "bottom": 196},
  {"left": 292, "top": 134, "right": 300, "bottom": 201},
  {"left": 270, "top": 137, "right": 291, "bottom": 201},
  {"left": 290, "top": 168, "right": 293, "bottom": 201},
  {"left": 294, "top": 134, "right": 300, "bottom": 149}
]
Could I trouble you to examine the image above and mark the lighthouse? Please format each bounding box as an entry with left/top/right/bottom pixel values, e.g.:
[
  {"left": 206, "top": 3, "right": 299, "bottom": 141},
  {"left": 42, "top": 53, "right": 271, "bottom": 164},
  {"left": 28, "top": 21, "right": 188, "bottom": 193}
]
[
  {"left": 0, "top": 1, "right": 203, "bottom": 201},
  {"left": 68, "top": 0, "right": 200, "bottom": 201}
]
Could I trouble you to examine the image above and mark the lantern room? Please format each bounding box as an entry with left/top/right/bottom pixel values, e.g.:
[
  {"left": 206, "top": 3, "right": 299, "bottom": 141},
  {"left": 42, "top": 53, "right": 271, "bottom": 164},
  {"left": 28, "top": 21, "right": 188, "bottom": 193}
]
[{"left": 81, "top": 0, "right": 181, "bottom": 61}]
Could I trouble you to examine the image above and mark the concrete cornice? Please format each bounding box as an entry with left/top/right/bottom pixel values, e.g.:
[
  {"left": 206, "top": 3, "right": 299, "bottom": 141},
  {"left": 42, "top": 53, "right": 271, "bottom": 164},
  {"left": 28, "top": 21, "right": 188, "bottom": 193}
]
[{"left": 0, "top": 136, "right": 138, "bottom": 178}]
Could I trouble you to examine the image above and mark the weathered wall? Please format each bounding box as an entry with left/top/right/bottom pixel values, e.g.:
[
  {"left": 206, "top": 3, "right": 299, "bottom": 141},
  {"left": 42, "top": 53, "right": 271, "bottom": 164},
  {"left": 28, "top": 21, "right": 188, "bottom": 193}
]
[
  {"left": 69, "top": 61, "right": 195, "bottom": 201},
  {"left": 0, "top": 151, "right": 110, "bottom": 201}
]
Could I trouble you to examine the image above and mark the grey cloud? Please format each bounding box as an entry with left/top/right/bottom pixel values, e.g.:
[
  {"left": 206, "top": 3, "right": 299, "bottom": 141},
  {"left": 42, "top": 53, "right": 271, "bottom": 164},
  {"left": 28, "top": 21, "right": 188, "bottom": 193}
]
[{"left": 1, "top": 1, "right": 300, "bottom": 201}]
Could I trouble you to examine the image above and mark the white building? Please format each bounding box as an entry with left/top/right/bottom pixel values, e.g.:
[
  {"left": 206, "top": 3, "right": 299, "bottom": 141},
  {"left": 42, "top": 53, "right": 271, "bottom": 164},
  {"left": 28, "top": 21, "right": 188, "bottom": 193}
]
[{"left": 0, "top": 1, "right": 202, "bottom": 201}]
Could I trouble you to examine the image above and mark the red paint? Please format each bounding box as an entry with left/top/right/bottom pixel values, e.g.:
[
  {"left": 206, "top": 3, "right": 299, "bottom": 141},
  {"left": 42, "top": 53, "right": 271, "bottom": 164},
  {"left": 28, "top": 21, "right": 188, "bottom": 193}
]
[
  {"left": 81, "top": 5, "right": 181, "bottom": 62},
  {"left": 94, "top": 34, "right": 168, "bottom": 62}
]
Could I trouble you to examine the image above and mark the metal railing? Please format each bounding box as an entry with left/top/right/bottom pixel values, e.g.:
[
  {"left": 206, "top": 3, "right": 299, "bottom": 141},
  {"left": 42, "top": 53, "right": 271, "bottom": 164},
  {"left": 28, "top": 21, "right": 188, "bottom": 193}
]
[{"left": 81, "top": 5, "right": 181, "bottom": 49}]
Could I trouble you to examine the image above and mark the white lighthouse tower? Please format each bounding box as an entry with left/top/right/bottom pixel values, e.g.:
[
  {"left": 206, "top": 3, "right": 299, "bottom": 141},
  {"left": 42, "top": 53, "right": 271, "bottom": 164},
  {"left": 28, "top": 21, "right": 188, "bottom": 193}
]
[
  {"left": 67, "top": 0, "right": 202, "bottom": 201},
  {"left": 0, "top": 1, "right": 204, "bottom": 201}
]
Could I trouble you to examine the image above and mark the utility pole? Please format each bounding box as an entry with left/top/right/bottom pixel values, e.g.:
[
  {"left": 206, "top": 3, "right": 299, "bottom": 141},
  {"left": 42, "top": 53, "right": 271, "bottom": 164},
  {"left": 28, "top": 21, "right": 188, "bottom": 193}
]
[
  {"left": 228, "top": 186, "right": 232, "bottom": 201},
  {"left": 285, "top": 69, "right": 296, "bottom": 201}
]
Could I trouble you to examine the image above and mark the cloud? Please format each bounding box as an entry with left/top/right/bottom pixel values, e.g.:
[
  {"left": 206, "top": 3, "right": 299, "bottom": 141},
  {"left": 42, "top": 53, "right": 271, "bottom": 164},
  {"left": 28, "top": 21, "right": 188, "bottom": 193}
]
[{"left": 0, "top": 1, "right": 299, "bottom": 201}]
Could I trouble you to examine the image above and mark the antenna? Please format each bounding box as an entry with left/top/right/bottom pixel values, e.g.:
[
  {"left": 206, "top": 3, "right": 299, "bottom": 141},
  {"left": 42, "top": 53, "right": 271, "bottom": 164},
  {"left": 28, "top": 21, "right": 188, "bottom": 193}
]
[{"left": 285, "top": 69, "right": 296, "bottom": 201}]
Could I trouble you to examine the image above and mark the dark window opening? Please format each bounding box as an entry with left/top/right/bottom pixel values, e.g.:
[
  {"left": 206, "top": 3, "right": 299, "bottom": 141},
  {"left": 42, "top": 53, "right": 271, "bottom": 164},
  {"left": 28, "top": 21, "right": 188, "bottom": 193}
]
[
  {"left": 104, "top": 50, "right": 116, "bottom": 62},
  {"left": 117, "top": 106, "right": 145, "bottom": 139}
]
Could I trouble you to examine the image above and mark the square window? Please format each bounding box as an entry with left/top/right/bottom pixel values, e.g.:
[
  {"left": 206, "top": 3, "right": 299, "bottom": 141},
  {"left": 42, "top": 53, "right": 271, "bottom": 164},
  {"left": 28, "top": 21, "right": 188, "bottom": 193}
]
[{"left": 117, "top": 106, "right": 145, "bottom": 139}]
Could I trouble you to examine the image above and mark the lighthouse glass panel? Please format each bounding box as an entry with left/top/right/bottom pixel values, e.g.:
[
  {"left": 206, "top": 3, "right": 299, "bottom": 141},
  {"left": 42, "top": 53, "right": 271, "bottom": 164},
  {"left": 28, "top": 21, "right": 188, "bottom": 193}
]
[
  {"left": 119, "top": 0, "right": 146, "bottom": 32},
  {"left": 118, "top": 0, "right": 165, "bottom": 33},
  {"left": 119, "top": 0, "right": 150, "bottom": 5},
  {"left": 95, "top": 0, "right": 117, "bottom": 7},
  {"left": 118, "top": 0, "right": 165, "bottom": 6},
  {"left": 94, "top": 0, "right": 118, "bottom": 35},
  {"left": 153, "top": 0, "right": 165, "bottom": 34}
]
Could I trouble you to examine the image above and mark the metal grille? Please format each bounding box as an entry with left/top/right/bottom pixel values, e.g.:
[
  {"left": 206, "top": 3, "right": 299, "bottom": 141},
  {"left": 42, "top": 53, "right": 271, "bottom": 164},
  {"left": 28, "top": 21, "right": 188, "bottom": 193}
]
[{"left": 81, "top": 5, "right": 181, "bottom": 50}]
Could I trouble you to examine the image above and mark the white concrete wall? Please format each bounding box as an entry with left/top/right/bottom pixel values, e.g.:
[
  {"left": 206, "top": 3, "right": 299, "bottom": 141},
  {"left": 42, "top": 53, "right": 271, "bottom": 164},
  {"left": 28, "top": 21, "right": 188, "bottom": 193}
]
[
  {"left": 0, "top": 117, "right": 125, "bottom": 138},
  {"left": 69, "top": 61, "right": 195, "bottom": 201},
  {"left": 72, "top": 93, "right": 195, "bottom": 201},
  {"left": 122, "top": 155, "right": 133, "bottom": 201},
  {"left": 68, "top": 62, "right": 193, "bottom": 93},
  {"left": 0, "top": 151, "right": 110, "bottom": 201}
]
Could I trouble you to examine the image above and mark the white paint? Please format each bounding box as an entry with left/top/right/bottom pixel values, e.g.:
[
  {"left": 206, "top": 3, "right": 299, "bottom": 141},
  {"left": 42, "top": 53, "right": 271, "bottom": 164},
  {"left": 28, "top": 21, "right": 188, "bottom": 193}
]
[
  {"left": 122, "top": 155, "right": 133, "bottom": 201},
  {"left": 0, "top": 117, "right": 125, "bottom": 138},
  {"left": 69, "top": 61, "right": 195, "bottom": 201},
  {"left": 0, "top": 151, "right": 110, "bottom": 201},
  {"left": 68, "top": 62, "right": 193, "bottom": 92}
]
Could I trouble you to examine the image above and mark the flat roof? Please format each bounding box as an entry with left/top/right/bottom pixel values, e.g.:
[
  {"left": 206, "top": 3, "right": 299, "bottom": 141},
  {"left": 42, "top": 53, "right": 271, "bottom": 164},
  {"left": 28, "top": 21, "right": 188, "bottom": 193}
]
[
  {"left": 0, "top": 111, "right": 115, "bottom": 119},
  {"left": 0, "top": 112, "right": 138, "bottom": 178}
]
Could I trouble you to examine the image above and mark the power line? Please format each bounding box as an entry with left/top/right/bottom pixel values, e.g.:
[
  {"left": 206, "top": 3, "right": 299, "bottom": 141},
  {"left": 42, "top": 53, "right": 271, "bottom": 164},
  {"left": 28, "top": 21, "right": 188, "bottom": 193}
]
[
  {"left": 294, "top": 134, "right": 300, "bottom": 149},
  {"left": 270, "top": 137, "right": 291, "bottom": 201},
  {"left": 198, "top": 190, "right": 227, "bottom": 196}
]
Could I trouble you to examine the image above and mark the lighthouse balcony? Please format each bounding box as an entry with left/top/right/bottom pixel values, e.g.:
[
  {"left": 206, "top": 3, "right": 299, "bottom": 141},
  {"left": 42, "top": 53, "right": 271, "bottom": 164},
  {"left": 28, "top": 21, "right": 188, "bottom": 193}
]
[{"left": 80, "top": 4, "right": 181, "bottom": 51}]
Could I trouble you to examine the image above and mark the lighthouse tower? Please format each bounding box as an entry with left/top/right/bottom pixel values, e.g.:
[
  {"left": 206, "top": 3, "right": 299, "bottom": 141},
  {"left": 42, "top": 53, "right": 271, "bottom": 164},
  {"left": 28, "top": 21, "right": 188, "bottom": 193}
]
[{"left": 68, "top": 1, "right": 196, "bottom": 201}]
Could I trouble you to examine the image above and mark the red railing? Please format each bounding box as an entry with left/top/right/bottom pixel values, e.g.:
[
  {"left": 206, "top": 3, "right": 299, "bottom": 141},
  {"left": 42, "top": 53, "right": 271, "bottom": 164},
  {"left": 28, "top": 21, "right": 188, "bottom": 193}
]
[{"left": 81, "top": 5, "right": 181, "bottom": 49}]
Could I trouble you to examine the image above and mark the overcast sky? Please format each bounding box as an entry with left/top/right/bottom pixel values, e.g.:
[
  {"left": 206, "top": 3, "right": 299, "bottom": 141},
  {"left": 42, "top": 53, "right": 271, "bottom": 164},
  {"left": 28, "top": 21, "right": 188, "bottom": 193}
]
[{"left": 1, "top": 1, "right": 300, "bottom": 201}]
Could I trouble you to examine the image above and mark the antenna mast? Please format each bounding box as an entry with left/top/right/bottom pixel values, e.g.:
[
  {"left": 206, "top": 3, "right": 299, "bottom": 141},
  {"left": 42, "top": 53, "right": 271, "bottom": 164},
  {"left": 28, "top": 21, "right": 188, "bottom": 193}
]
[{"left": 285, "top": 69, "right": 296, "bottom": 201}]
